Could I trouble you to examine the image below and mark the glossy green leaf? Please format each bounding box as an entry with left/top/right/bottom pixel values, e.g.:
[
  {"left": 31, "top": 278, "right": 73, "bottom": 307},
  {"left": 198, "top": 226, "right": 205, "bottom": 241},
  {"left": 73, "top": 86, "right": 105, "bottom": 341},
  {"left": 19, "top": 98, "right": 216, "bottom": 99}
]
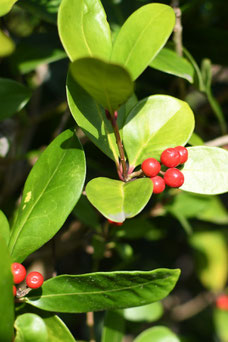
[
  {"left": 101, "top": 311, "right": 124, "bottom": 342},
  {"left": 123, "top": 95, "right": 195, "bottom": 168},
  {"left": 0, "top": 29, "right": 15, "bottom": 57},
  {"left": 0, "top": 0, "right": 18, "bottom": 16},
  {"left": 180, "top": 147, "right": 228, "bottom": 195},
  {"left": 86, "top": 177, "right": 153, "bottom": 222},
  {"left": 25, "top": 269, "right": 180, "bottom": 313},
  {"left": 8, "top": 129, "right": 86, "bottom": 262},
  {"left": 43, "top": 315, "right": 76, "bottom": 342},
  {"left": 0, "top": 209, "right": 10, "bottom": 244},
  {"left": 190, "top": 231, "right": 228, "bottom": 291},
  {"left": 18, "top": 0, "right": 61, "bottom": 24},
  {"left": 0, "top": 78, "right": 32, "bottom": 121},
  {"left": 10, "top": 33, "right": 66, "bottom": 74},
  {"left": 150, "top": 48, "right": 194, "bottom": 83},
  {"left": 0, "top": 235, "right": 14, "bottom": 342},
  {"left": 15, "top": 314, "right": 48, "bottom": 342},
  {"left": 214, "top": 308, "right": 228, "bottom": 342},
  {"left": 134, "top": 326, "right": 180, "bottom": 342},
  {"left": 111, "top": 3, "right": 175, "bottom": 80},
  {"left": 67, "top": 72, "right": 119, "bottom": 162},
  {"left": 124, "top": 302, "right": 163, "bottom": 322},
  {"left": 58, "top": 0, "right": 112, "bottom": 61},
  {"left": 70, "top": 57, "right": 133, "bottom": 114}
]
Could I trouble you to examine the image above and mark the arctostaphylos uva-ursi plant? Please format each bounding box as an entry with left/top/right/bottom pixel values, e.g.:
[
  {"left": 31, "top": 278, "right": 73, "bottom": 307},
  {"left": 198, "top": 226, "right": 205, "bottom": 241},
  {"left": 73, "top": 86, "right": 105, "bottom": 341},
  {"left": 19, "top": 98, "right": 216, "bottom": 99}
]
[{"left": 1, "top": 0, "right": 228, "bottom": 341}]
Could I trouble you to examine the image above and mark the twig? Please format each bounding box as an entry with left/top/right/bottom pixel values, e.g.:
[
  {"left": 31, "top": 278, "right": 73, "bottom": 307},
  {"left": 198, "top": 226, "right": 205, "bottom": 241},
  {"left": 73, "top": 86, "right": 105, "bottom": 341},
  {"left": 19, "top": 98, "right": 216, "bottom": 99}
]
[
  {"left": 108, "top": 111, "right": 128, "bottom": 181},
  {"left": 126, "top": 169, "right": 143, "bottom": 181},
  {"left": 170, "top": 291, "right": 216, "bottom": 321},
  {"left": 86, "top": 312, "right": 96, "bottom": 342},
  {"left": 205, "top": 135, "right": 228, "bottom": 147}
]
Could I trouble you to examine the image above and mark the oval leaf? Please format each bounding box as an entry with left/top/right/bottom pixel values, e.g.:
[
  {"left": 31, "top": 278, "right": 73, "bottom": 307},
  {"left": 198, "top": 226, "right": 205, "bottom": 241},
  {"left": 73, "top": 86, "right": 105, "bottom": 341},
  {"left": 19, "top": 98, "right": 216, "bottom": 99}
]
[
  {"left": 134, "top": 326, "right": 180, "bottom": 342},
  {"left": 43, "top": 315, "right": 76, "bottom": 342},
  {"left": 0, "top": 29, "right": 15, "bottom": 57},
  {"left": 86, "top": 177, "right": 153, "bottom": 222},
  {"left": 150, "top": 47, "right": 194, "bottom": 83},
  {"left": 0, "top": 78, "right": 32, "bottom": 121},
  {"left": 190, "top": 231, "right": 228, "bottom": 291},
  {"left": 180, "top": 146, "right": 228, "bottom": 195},
  {"left": 15, "top": 314, "right": 48, "bottom": 342},
  {"left": 8, "top": 129, "right": 86, "bottom": 262},
  {"left": 0, "top": 0, "right": 18, "bottom": 16},
  {"left": 58, "top": 0, "right": 112, "bottom": 61},
  {"left": 25, "top": 269, "right": 180, "bottom": 313},
  {"left": 111, "top": 4, "right": 175, "bottom": 80},
  {"left": 123, "top": 95, "right": 195, "bottom": 168},
  {"left": 124, "top": 302, "right": 163, "bottom": 323},
  {"left": 67, "top": 72, "right": 119, "bottom": 162},
  {"left": 0, "top": 235, "right": 14, "bottom": 342},
  {"left": 70, "top": 57, "right": 134, "bottom": 114},
  {"left": 0, "top": 209, "right": 10, "bottom": 244}
]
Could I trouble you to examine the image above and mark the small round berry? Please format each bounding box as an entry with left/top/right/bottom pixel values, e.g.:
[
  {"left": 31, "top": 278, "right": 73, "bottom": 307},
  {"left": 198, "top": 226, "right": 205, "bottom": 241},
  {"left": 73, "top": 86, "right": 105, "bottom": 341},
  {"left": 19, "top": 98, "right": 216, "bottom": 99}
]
[
  {"left": 175, "top": 146, "right": 188, "bottom": 164},
  {"left": 216, "top": 295, "right": 228, "bottom": 310},
  {"left": 141, "top": 158, "right": 161, "bottom": 177},
  {"left": 160, "top": 148, "right": 181, "bottom": 168},
  {"left": 11, "top": 263, "right": 26, "bottom": 284},
  {"left": 164, "top": 168, "right": 184, "bottom": 188},
  {"left": 108, "top": 219, "right": 123, "bottom": 226},
  {"left": 13, "top": 285, "right": 17, "bottom": 296},
  {"left": 151, "top": 176, "right": 165, "bottom": 194},
  {"left": 26, "top": 272, "right": 44, "bottom": 289}
]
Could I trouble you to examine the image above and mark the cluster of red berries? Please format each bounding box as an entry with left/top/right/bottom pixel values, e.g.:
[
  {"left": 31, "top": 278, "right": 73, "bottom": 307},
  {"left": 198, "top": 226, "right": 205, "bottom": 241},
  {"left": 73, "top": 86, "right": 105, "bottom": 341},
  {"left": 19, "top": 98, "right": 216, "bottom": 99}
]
[
  {"left": 11, "top": 262, "right": 44, "bottom": 296},
  {"left": 216, "top": 294, "right": 228, "bottom": 311},
  {"left": 141, "top": 146, "right": 188, "bottom": 194}
]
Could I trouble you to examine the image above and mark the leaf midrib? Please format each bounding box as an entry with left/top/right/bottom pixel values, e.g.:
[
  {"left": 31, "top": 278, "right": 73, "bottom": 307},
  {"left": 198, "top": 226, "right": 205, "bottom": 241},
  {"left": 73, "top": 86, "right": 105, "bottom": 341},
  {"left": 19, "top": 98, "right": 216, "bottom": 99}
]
[
  {"left": 26, "top": 274, "right": 175, "bottom": 301},
  {"left": 9, "top": 138, "right": 73, "bottom": 256}
]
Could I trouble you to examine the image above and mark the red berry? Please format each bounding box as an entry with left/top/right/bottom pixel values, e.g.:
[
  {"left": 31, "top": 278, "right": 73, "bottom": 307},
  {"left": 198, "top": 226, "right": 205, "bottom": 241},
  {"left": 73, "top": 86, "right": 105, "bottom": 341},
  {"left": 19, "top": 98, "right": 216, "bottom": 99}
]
[
  {"left": 108, "top": 219, "right": 123, "bottom": 226},
  {"left": 13, "top": 285, "right": 17, "bottom": 296},
  {"left": 160, "top": 148, "right": 181, "bottom": 168},
  {"left": 11, "top": 263, "right": 26, "bottom": 284},
  {"left": 164, "top": 168, "right": 184, "bottom": 188},
  {"left": 216, "top": 295, "right": 228, "bottom": 310},
  {"left": 141, "top": 158, "right": 161, "bottom": 177},
  {"left": 26, "top": 272, "right": 44, "bottom": 289},
  {"left": 175, "top": 146, "right": 188, "bottom": 164},
  {"left": 151, "top": 176, "right": 165, "bottom": 194}
]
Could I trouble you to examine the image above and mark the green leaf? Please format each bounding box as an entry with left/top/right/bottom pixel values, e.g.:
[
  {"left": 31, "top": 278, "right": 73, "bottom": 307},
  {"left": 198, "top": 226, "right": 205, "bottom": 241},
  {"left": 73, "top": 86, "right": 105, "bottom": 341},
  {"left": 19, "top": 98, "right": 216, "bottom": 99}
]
[
  {"left": 124, "top": 302, "right": 163, "bottom": 322},
  {"left": 0, "top": 209, "right": 10, "bottom": 244},
  {"left": 123, "top": 95, "right": 195, "bottom": 168},
  {"left": 42, "top": 315, "right": 76, "bottom": 342},
  {"left": 197, "top": 196, "right": 228, "bottom": 224},
  {"left": 58, "top": 0, "right": 112, "bottom": 61},
  {"left": 188, "top": 132, "right": 204, "bottom": 146},
  {"left": 0, "top": 29, "right": 15, "bottom": 57},
  {"left": 190, "top": 231, "right": 228, "bottom": 291},
  {"left": 0, "top": 0, "right": 18, "bottom": 16},
  {"left": 180, "top": 147, "right": 228, "bottom": 195},
  {"left": 101, "top": 311, "right": 124, "bottom": 342},
  {"left": 70, "top": 57, "right": 133, "bottom": 114},
  {"left": 111, "top": 4, "right": 175, "bottom": 80},
  {"left": 24, "top": 269, "right": 180, "bottom": 313},
  {"left": 0, "top": 78, "right": 32, "bottom": 121},
  {"left": 134, "top": 326, "right": 180, "bottom": 342},
  {"left": 214, "top": 308, "right": 228, "bottom": 342},
  {"left": 86, "top": 177, "right": 153, "bottom": 222},
  {"left": 15, "top": 314, "right": 48, "bottom": 342},
  {"left": 67, "top": 72, "right": 119, "bottom": 162},
  {"left": 150, "top": 48, "right": 194, "bottom": 83},
  {"left": 0, "top": 235, "right": 14, "bottom": 342},
  {"left": 10, "top": 33, "right": 66, "bottom": 74},
  {"left": 8, "top": 129, "right": 86, "bottom": 262}
]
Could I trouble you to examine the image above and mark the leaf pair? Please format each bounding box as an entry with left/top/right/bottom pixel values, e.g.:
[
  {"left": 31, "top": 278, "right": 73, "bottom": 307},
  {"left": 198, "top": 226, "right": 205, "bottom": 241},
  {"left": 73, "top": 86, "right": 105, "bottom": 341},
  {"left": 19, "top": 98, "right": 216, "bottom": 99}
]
[{"left": 59, "top": 0, "right": 175, "bottom": 112}]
